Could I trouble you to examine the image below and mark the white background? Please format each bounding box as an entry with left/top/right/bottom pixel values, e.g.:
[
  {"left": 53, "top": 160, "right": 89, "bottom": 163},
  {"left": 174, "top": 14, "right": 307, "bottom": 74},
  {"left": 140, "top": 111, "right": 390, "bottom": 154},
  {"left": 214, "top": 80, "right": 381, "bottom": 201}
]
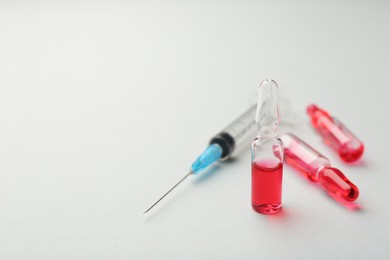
[{"left": 1, "top": 1, "right": 389, "bottom": 259}]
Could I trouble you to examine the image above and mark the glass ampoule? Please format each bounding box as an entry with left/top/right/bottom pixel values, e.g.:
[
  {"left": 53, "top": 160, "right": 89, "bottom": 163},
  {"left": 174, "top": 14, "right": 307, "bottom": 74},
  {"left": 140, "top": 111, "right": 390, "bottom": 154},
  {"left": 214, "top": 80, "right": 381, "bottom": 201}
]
[
  {"left": 251, "top": 79, "right": 283, "bottom": 215},
  {"left": 281, "top": 133, "right": 359, "bottom": 201},
  {"left": 307, "top": 104, "right": 364, "bottom": 163}
]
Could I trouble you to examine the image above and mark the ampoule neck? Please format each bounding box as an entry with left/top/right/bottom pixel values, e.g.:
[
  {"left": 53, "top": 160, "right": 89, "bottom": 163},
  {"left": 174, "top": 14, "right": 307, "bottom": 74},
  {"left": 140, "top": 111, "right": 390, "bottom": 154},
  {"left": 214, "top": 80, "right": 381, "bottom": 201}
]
[
  {"left": 259, "top": 133, "right": 277, "bottom": 139},
  {"left": 308, "top": 155, "right": 331, "bottom": 182},
  {"left": 258, "top": 126, "right": 278, "bottom": 138},
  {"left": 313, "top": 164, "right": 329, "bottom": 181},
  {"left": 257, "top": 132, "right": 279, "bottom": 143}
]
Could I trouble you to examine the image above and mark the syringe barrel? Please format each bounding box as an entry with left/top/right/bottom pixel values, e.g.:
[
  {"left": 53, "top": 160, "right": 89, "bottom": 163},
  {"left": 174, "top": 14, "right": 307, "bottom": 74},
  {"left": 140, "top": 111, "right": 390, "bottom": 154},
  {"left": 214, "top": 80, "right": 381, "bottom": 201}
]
[{"left": 210, "top": 104, "right": 257, "bottom": 159}]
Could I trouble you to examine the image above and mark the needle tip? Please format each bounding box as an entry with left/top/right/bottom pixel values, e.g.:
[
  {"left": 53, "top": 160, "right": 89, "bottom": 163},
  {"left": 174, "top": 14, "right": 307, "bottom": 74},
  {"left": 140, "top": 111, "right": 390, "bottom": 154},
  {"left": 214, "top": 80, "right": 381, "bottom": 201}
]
[{"left": 143, "top": 170, "right": 194, "bottom": 214}]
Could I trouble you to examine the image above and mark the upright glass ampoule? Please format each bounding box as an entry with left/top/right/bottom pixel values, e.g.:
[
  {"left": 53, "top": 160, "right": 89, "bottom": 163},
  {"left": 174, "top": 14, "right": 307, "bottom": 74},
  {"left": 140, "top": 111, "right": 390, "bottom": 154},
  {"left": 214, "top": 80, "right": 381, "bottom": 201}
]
[{"left": 251, "top": 79, "right": 283, "bottom": 214}]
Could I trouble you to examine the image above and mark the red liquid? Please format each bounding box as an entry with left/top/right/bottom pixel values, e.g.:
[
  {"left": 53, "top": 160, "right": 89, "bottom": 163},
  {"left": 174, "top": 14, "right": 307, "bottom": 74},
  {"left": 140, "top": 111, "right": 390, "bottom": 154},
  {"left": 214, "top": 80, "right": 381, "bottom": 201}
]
[
  {"left": 307, "top": 104, "right": 364, "bottom": 163},
  {"left": 318, "top": 167, "right": 359, "bottom": 201},
  {"left": 252, "top": 161, "right": 283, "bottom": 214},
  {"left": 283, "top": 135, "right": 329, "bottom": 182},
  {"left": 282, "top": 133, "right": 360, "bottom": 202}
]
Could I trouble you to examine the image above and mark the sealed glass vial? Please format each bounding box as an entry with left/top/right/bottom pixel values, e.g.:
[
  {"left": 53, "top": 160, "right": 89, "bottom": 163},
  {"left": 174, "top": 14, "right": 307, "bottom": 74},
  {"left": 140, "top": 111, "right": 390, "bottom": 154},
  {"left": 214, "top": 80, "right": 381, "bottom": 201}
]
[
  {"left": 307, "top": 104, "right": 364, "bottom": 163},
  {"left": 281, "top": 133, "right": 359, "bottom": 201},
  {"left": 251, "top": 79, "right": 284, "bottom": 214},
  {"left": 252, "top": 137, "right": 284, "bottom": 214}
]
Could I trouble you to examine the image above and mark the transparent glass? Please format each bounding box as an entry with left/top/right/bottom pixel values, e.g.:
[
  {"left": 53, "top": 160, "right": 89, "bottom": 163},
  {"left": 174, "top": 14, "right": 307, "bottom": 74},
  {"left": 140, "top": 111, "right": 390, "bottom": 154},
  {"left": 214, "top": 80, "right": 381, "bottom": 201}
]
[
  {"left": 307, "top": 104, "right": 364, "bottom": 163},
  {"left": 256, "top": 79, "right": 280, "bottom": 136},
  {"left": 251, "top": 79, "right": 283, "bottom": 215},
  {"left": 282, "top": 133, "right": 330, "bottom": 181},
  {"left": 282, "top": 133, "right": 359, "bottom": 201},
  {"left": 251, "top": 137, "right": 283, "bottom": 214}
]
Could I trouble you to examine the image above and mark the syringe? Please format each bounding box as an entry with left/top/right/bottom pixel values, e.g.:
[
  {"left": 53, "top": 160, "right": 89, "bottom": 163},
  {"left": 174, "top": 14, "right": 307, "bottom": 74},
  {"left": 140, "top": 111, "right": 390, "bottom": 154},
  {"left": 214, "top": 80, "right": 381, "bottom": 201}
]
[{"left": 144, "top": 104, "right": 257, "bottom": 213}]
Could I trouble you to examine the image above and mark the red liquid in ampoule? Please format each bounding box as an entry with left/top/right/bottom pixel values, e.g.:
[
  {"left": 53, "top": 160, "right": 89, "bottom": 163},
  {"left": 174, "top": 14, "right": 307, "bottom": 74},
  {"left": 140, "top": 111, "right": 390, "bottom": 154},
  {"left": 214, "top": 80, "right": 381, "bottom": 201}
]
[
  {"left": 252, "top": 161, "right": 283, "bottom": 214},
  {"left": 282, "top": 133, "right": 360, "bottom": 202},
  {"left": 307, "top": 104, "right": 364, "bottom": 163},
  {"left": 318, "top": 167, "right": 359, "bottom": 201}
]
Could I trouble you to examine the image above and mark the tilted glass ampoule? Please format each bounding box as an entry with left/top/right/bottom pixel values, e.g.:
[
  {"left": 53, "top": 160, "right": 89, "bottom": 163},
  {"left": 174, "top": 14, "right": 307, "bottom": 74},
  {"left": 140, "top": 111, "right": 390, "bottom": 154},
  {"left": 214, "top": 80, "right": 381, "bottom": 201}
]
[
  {"left": 281, "top": 133, "right": 359, "bottom": 201},
  {"left": 251, "top": 79, "right": 284, "bottom": 215},
  {"left": 307, "top": 104, "right": 364, "bottom": 163}
]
